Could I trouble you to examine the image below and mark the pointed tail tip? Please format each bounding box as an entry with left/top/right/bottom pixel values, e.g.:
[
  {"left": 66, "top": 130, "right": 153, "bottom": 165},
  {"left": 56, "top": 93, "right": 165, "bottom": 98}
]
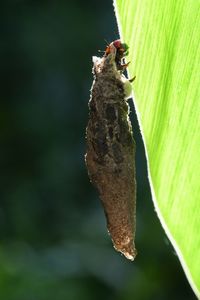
[
  {"left": 113, "top": 243, "right": 137, "bottom": 261},
  {"left": 122, "top": 246, "right": 137, "bottom": 261}
]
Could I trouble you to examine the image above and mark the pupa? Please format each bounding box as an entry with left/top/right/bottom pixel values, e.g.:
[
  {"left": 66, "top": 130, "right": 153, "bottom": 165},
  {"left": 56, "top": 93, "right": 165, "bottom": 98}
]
[{"left": 85, "top": 40, "right": 137, "bottom": 260}]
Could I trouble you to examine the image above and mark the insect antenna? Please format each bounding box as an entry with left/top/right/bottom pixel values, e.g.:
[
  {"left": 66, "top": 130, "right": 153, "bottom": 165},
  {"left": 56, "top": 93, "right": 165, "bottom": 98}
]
[
  {"left": 104, "top": 38, "right": 110, "bottom": 46},
  {"left": 98, "top": 49, "right": 105, "bottom": 53}
]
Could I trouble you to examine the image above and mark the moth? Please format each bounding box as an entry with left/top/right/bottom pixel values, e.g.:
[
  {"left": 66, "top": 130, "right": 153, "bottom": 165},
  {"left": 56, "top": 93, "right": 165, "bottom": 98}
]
[{"left": 85, "top": 40, "right": 137, "bottom": 260}]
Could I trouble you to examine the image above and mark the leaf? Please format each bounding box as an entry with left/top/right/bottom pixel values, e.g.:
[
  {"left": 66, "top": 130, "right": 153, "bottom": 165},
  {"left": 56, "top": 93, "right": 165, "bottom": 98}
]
[{"left": 114, "top": 0, "right": 200, "bottom": 297}]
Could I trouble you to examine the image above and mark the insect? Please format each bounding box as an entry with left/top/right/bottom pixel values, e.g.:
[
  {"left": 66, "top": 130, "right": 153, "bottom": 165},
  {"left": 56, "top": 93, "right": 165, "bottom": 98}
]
[
  {"left": 85, "top": 40, "right": 137, "bottom": 260},
  {"left": 105, "top": 39, "right": 130, "bottom": 72}
]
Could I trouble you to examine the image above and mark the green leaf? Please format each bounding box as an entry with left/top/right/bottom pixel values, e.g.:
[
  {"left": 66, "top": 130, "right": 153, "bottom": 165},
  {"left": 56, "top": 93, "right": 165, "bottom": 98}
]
[{"left": 114, "top": 0, "right": 200, "bottom": 297}]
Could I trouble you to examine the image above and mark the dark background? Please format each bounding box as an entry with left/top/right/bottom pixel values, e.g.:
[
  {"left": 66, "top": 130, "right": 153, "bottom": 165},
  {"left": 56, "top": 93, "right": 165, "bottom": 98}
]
[{"left": 0, "top": 1, "right": 196, "bottom": 299}]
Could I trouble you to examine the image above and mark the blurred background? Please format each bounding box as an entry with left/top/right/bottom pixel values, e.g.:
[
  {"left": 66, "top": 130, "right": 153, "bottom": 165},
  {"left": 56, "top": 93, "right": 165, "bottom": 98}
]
[{"left": 0, "top": 1, "right": 196, "bottom": 299}]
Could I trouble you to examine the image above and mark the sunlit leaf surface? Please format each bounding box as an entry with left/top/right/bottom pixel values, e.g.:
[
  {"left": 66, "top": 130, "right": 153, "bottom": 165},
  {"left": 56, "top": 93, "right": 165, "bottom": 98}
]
[{"left": 114, "top": 0, "right": 200, "bottom": 297}]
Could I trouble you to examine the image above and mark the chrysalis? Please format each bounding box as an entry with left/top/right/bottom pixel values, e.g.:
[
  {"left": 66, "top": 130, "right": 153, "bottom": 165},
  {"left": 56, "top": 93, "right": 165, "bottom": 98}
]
[{"left": 85, "top": 40, "right": 137, "bottom": 260}]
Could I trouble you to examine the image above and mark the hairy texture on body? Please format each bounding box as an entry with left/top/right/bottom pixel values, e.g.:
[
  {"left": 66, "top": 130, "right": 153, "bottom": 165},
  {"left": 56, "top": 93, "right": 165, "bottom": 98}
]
[{"left": 85, "top": 45, "right": 137, "bottom": 260}]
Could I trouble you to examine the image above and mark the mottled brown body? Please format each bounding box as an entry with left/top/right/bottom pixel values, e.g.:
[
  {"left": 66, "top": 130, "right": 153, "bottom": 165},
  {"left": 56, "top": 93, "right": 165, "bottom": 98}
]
[{"left": 85, "top": 46, "right": 137, "bottom": 260}]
